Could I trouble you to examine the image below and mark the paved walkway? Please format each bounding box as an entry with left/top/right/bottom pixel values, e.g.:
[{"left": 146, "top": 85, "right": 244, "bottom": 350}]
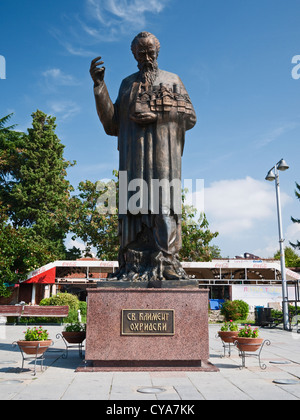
[{"left": 0, "top": 324, "right": 300, "bottom": 400}]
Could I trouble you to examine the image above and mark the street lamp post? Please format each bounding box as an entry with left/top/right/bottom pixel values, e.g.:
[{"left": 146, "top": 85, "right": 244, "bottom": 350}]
[{"left": 265, "top": 159, "right": 290, "bottom": 331}]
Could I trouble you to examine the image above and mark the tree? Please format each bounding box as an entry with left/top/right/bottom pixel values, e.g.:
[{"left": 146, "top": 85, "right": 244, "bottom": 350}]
[
  {"left": 0, "top": 110, "right": 75, "bottom": 257},
  {"left": 0, "top": 206, "right": 61, "bottom": 296},
  {"left": 180, "top": 190, "right": 220, "bottom": 262},
  {"left": 274, "top": 246, "right": 300, "bottom": 267},
  {"left": 65, "top": 246, "right": 82, "bottom": 261},
  {"left": 290, "top": 182, "right": 300, "bottom": 253},
  {"left": 70, "top": 172, "right": 119, "bottom": 260},
  {"left": 0, "top": 114, "right": 24, "bottom": 193},
  {"left": 0, "top": 112, "right": 75, "bottom": 296}
]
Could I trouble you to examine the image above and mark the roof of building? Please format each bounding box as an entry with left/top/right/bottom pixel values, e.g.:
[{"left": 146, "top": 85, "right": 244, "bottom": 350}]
[{"left": 20, "top": 258, "right": 300, "bottom": 284}]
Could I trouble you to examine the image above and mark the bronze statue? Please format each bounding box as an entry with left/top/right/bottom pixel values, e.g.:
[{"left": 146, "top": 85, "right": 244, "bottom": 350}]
[{"left": 90, "top": 32, "right": 196, "bottom": 284}]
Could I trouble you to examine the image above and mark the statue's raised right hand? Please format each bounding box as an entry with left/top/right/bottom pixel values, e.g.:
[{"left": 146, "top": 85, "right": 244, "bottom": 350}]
[{"left": 90, "top": 56, "right": 105, "bottom": 86}]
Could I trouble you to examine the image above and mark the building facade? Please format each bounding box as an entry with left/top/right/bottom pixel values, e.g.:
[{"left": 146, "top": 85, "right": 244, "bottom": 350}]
[{"left": 3, "top": 257, "right": 299, "bottom": 310}]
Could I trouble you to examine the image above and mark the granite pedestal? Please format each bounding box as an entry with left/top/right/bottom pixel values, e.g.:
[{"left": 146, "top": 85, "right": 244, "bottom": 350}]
[{"left": 79, "top": 285, "right": 218, "bottom": 372}]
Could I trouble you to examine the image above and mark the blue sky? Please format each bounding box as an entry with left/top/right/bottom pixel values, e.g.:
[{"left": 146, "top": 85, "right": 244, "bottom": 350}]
[{"left": 1, "top": 0, "right": 300, "bottom": 259}]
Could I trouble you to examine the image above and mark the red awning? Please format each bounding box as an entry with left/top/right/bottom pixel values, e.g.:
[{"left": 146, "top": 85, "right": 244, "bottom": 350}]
[{"left": 24, "top": 267, "right": 56, "bottom": 284}]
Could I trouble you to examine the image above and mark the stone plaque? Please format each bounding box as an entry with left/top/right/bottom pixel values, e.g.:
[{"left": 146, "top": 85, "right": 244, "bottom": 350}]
[{"left": 121, "top": 309, "right": 175, "bottom": 336}]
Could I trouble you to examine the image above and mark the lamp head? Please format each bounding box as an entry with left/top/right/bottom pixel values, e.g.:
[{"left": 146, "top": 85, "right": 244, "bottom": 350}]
[
  {"left": 277, "top": 159, "right": 289, "bottom": 171},
  {"left": 265, "top": 169, "right": 276, "bottom": 181}
]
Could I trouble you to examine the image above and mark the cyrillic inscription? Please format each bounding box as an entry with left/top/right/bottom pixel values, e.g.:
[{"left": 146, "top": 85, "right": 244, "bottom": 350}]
[{"left": 121, "top": 309, "right": 175, "bottom": 335}]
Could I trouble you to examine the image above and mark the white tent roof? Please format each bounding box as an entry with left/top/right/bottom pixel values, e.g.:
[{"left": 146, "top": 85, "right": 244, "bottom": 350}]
[{"left": 21, "top": 259, "right": 300, "bottom": 283}]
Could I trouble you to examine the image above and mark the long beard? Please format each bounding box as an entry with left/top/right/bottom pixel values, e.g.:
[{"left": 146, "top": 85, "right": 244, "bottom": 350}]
[{"left": 139, "top": 61, "right": 158, "bottom": 86}]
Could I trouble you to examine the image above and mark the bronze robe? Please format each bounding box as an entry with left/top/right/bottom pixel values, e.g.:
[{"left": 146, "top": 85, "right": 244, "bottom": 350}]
[{"left": 94, "top": 69, "right": 196, "bottom": 257}]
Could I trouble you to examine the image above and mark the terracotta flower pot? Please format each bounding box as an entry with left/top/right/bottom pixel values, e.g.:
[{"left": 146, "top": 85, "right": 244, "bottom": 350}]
[
  {"left": 218, "top": 331, "right": 239, "bottom": 343},
  {"left": 17, "top": 340, "right": 52, "bottom": 355},
  {"left": 235, "top": 337, "right": 263, "bottom": 352},
  {"left": 62, "top": 331, "right": 86, "bottom": 344}
]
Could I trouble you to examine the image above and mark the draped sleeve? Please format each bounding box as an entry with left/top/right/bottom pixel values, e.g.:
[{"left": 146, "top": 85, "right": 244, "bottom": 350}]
[{"left": 93, "top": 82, "right": 119, "bottom": 137}]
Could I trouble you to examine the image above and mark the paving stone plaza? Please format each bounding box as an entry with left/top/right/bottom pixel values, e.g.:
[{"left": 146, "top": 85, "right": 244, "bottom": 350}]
[{"left": 1, "top": 324, "right": 300, "bottom": 401}]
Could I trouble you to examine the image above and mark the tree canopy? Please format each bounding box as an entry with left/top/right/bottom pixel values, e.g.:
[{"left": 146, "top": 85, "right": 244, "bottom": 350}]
[
  {"left": 69, "top": 174, "right": 119, "bottom": 261},
  {"left": 180, "top": 190, "right": 220, "bottom": 261},
  {"left": 274, "top": 246, "right": 300, "bottom": 267},
  {"left": 290, "top": 182, "right": 300, "bottom": 253},
  {"left": 0, "top": 111, "right": 75, "bottom": 296}
]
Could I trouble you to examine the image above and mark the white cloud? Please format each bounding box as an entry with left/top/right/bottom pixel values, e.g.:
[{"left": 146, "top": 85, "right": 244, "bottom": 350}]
[
  {"left": 49, "top": 27, "right": 97, "bottom": 57},
  {"left": 66, "top": 237, "right": 86, "bottom": 252},
  {"left": 253, "top": 222, "right": 300, "bottom": 258},
  {"left": 48, "top": 100, "right": 81, "bottom": 121},
  {"left": 87, "top": 0, "right": 167, "bottom": 27},
  {"left": 51, "top": 0, "right": 169, "bottom": 54},
  {"left": 253, "top": 240, "right": 279, "bottom": 259},
  {"left": 83, "top": 0, "right": 169, "bottom": 42},
  {"left": 204, "top": 176, "right": 292, "bottom": 236},
  {"left": 60, "top": 41, "right": 97, "bottom": 57},
  {"left": 65, "top": 235, "right": 97, "bottom": 258},
  {"left": 286, "top": 222, "right": 300, "bottom": 251},
  {"left": 256, "top": 122, "right": 298, "bottom": 148},
  {"left": 42, "top": 68, "right": 79, "bottom": 86}
]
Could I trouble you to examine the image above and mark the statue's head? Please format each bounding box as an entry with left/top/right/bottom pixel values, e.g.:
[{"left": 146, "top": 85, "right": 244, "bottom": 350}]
[{"left": 131, "top": 32, "right": 160, "bottom": 65}]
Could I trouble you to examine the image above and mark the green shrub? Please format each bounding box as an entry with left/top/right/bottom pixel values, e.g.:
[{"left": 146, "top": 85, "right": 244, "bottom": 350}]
[
  {"left": 236, "top": 300, "right": 249, "bottom": 320},
  {"left": 18, "top": 316, "right": 55, "bottom": 324},
  {"left": 39, "top": 292, "right": 80, "bottom": 323},
  {"left": 40, "top": 292, "right": 79, "bottom": 311},
  {"left": 271, "top": 305, "right": 300, "bottom": 322},
  {"left": 221, "top": 299, "right": 249, "bottom": 321},
  {"left": 65, "top": 308, "right": 81, "bottom": 323},
  {"left": 78, "top": 301, "right": 87, "bottom": 317}
]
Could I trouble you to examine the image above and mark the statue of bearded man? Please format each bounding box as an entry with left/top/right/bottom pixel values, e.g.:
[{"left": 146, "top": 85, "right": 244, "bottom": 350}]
[{"left": 90, "top": 32, "right": 196, "bottom": 284}]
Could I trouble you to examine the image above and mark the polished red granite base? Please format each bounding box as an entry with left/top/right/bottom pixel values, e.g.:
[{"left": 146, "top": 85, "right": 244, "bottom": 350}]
[{"left": 81, "top": 287, "right": 218, "bottom": 372}]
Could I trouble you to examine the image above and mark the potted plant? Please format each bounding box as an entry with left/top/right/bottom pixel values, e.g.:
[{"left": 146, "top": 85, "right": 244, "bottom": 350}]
[
  {"left": 17, "top": 326, "right": 52, "bottom": 355},
  {"left": 235, "top": 324, "right": 263, "bottom": 352},
  {"left": 62, "top": 322, "right": 86, "bottom": 344},
  {"left": 218, "top": 320, "right": 239, "bottom": 343}
]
